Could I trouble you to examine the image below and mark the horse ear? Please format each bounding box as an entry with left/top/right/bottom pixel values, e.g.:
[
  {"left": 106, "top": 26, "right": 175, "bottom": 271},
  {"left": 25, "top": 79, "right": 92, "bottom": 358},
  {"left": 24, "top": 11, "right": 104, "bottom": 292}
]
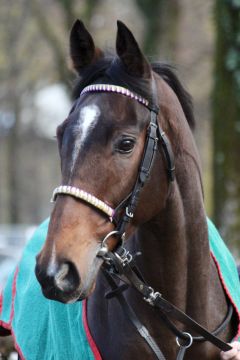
[
  {"left": 70, "top": 19, "right": 103, "bottom": 74},
  {"left": 116, "top": 21, "right": 151, "bottom": 78}
]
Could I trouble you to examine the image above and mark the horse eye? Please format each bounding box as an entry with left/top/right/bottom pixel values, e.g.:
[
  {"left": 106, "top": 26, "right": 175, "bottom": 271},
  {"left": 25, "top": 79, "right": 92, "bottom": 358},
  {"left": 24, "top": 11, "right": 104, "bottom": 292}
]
[{"left": 116, "top": 138, "right": 135, "bottom": 154}]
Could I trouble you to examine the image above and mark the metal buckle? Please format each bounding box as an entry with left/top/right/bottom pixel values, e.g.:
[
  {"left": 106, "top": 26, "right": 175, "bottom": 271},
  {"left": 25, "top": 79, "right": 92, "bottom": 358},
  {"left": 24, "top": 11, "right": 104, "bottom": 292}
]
[
  {"left": 97, "top": 246, "right": 109, "bottom": 259},
  {"left": 126, "top": 207, "right": 134, "bottom": 218},
  {"left": 115, "top": 248, "right": 133, "bottom": 267},
  {"left": 144, "top": 287, "right": 162, "bottom": 306},
  {"left": 176, "top": 332, "right": 193, "bottom": 349}
]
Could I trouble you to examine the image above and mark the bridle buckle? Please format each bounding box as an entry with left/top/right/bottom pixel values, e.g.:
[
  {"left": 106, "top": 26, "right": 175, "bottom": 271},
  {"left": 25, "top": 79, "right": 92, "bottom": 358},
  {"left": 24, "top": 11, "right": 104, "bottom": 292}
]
[
  {"left": 115, "top": 248, "right": 133, "bottom": 267},
  {"left": 144, "top": 288, "right": 162, "bottom": 306},
  {"left": 126, "top": 207, "right": 134, "bottom": 218}
]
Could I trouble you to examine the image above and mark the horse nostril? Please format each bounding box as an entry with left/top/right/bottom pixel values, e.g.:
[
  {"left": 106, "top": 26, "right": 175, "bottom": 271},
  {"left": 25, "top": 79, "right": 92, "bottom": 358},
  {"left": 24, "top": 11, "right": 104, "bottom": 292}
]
[
  {"left": 54, "top": 261, "right": 80, "bottom": 293},
  {"left": 35, "top": 259, "right": 80, "bottom": 296}
]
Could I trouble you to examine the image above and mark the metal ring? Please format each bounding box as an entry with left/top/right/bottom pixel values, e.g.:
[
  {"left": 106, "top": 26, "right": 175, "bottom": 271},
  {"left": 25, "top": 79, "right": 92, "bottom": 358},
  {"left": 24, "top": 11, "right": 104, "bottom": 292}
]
[
  {"left": 176, "top": 332, "right": 193, "bottom": 349},
  {"left": 101, "top": 230, "right": 120, "bottom": 248}
]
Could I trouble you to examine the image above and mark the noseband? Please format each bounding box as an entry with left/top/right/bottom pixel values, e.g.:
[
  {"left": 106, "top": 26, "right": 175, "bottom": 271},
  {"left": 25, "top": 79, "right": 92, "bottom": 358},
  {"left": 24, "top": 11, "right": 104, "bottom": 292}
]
[{"left": 51, "top": 82, "right": 175, "bottom": 234}]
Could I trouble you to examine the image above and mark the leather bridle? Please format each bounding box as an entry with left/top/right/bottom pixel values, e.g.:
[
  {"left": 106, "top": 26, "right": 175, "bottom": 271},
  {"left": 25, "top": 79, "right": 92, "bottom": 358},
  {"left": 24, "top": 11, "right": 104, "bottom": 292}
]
[
  {"left": 52, "top": 82, "right": 175, "bottom": 229},
  {"left": 51, "top": 82, "right": 232, "bottom": 359}
]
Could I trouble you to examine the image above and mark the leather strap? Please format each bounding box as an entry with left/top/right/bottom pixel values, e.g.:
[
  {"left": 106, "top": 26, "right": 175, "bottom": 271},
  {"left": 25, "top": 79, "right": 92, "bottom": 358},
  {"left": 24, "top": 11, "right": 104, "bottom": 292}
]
[
  {"left": 103, "top": 248, "right": 232, "bottom": 353},
  {"left": 158, "top": 126, "right": 175, "bottom": 182},
  {"left": 157, "top": 305, "right": 233, "bottom": 343},
  {"left": 103, "top": 269, "right": 166, "bottom": 360},
  {"left": 176, "top": 346, "right": 187, "bottom": 360},
  {"left": 151, "top": 294, "right": 231, "bottom": 352},
  {"left": 116, "top": 107, "right": 160, "bottom": 237}
]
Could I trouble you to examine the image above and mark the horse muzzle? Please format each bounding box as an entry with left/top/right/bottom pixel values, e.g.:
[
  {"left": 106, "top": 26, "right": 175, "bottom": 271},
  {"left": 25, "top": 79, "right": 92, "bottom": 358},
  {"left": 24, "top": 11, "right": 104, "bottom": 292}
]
[
  {"left": 35, "top": 257, "right": 82, "bottom": 303},
  {"left": 35, "top": 250, "right": 103, "bottom": 303}
]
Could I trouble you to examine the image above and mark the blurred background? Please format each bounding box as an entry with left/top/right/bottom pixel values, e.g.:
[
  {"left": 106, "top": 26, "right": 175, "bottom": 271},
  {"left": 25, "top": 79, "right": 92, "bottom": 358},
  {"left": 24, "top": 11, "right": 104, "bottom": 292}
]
[{"left": 0, "top": 0, "right": 240, "bottom": 357}]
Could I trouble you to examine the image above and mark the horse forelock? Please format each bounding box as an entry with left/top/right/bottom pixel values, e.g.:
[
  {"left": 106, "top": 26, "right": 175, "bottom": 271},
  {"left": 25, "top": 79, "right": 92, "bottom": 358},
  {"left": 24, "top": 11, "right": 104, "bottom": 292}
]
[{"left": 71, "top": 56, "right": 195, "bottom": 131}]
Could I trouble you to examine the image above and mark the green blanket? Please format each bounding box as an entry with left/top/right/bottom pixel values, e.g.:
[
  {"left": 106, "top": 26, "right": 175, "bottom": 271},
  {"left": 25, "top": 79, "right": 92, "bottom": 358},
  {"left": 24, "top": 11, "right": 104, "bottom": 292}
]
[
  {"left": 0, "top": 219, "right": 101, "bottom": 360},
  {"left": 207, "top": 218, "right": 240, "bottom": 339},
  {"left": 0, "top": 218, "right": 239, "bottom": 359}
]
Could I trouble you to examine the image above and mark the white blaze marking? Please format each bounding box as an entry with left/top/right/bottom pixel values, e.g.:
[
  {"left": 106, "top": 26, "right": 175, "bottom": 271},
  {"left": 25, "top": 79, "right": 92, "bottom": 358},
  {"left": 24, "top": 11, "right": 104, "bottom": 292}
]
[
  {"left": 70, "top": 104, "right": 100, "bottom": 174},
  {"left": 55, "top": 263, "right": 70, "bottom": 291},
  {"left": 47, "top": 243, "right": 57, "bottom": 276}
]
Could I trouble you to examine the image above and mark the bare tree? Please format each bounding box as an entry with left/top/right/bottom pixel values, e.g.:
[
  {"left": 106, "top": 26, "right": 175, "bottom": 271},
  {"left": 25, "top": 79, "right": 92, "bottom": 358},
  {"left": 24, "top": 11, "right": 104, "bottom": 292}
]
[
  {"left": 0, "top": 0, "right": 31, "bottom": 223},
  {"left": 0, "top": 0, "right": 61, "bottom": 223},
  {"left": 135, "top": 0, "right": 179, "bottom": 58},
  {"left": 28, "top": 0, "right": 100, "bottom": 91}
]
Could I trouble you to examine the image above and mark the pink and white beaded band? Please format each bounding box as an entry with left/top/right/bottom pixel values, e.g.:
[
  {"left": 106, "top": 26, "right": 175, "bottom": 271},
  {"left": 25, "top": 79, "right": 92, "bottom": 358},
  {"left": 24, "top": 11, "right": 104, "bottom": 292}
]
[
  {"left": 51, "top": 185, "right": 115, "bottom": 220},
  {"left": 81, "top": 84, "right": 149, "bottom": 107}
]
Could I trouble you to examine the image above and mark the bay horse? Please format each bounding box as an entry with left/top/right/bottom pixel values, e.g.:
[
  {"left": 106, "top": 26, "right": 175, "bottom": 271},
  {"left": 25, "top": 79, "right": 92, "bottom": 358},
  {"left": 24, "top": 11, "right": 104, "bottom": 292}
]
[{"left": 34, "top": 20, "right": 238, "bottom": 359}]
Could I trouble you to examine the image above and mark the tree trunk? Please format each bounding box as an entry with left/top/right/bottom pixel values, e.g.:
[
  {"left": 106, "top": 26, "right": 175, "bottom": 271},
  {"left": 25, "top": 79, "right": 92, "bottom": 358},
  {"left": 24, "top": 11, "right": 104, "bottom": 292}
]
[
  {"left": 135, "top": 0, "right": 179, "bottom": 57},
  {"left": 212, "top": 0, "right": 240, "bottom": 250}
]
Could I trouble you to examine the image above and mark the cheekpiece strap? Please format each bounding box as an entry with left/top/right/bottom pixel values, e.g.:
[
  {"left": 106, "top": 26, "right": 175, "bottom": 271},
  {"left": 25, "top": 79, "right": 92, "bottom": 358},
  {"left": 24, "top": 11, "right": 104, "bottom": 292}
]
[{"left": 51, "top": 186, "right": 114, "bottom": 220}]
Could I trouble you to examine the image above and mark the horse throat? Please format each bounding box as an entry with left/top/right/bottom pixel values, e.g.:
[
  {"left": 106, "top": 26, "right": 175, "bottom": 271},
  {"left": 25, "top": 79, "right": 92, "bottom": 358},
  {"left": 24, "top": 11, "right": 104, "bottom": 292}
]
[{"left": 136, "top": 185, "right": 208, "bottom": 316}]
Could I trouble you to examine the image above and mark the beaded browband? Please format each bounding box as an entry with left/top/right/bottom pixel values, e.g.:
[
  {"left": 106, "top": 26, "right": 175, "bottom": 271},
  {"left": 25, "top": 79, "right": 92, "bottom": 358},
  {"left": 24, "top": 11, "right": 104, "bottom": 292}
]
[
  {"left": 51, "top": 83, "right": 150, "bottom": 221},
  {"left": 81, "top": 84, "right": 149, "bottom": 107}
]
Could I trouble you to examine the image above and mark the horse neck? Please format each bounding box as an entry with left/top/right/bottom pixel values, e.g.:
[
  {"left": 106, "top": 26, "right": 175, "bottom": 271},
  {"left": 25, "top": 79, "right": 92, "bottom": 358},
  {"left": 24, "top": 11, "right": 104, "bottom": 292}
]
[
  {"left": 131, "top": 150, "right": 211, "bottom": 324},
  {"left": 87, "top": 128, "right": 231, "bottom": 360}
]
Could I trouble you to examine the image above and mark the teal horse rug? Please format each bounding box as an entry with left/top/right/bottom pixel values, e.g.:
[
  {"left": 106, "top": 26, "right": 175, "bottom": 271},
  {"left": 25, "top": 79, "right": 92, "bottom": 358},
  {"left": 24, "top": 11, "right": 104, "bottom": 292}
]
[{"left": 0, "top": 218, "right": 240, "bottom": 359}]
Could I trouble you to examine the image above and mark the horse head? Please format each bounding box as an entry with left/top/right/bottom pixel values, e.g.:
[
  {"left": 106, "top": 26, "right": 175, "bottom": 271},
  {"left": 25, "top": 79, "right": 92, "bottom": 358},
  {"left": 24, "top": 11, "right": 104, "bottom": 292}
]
[{"left": 35, "top": 20, "right": 191, "bottom": 303}]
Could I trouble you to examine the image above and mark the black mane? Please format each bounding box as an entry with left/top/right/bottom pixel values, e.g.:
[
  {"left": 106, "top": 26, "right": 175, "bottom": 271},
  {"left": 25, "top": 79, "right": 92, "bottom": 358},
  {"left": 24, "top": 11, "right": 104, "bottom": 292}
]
[{"left": 72, "top": 56, "right": 195, "bottom": 130}]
